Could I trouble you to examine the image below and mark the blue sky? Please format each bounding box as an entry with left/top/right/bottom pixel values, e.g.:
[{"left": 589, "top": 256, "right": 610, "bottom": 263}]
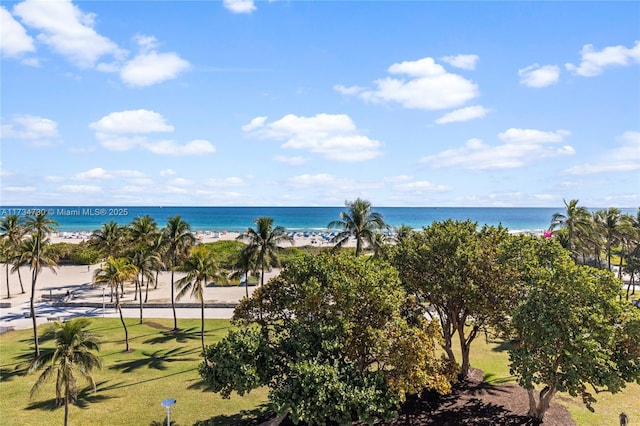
[{"left": 1, "top": 0, "right": 639, "bottom": 207}]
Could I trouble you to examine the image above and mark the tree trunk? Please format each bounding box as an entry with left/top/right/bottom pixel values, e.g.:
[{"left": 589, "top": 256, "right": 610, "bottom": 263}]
[
  {"left": 31, "top": 267, "right": 40, "bottom": 357},
  {"left": 64, "top": 385, "right": 70, "bottom": 426},
  {"left": 171, "top": 269, "right": 178, "bottom": 330},
  {"left": 245, "top": 270, "right": 249, "bottom": 299},
  {"left": 138, "top": 272, "right": 144, "bottom": 324},
  {"left": 117, "top": 291, "right": 129, "bottom": 352},
  {"left": 456, "top": 321, "right": 472, "bottom": 378},
  {"left": 17, "top": 267, "right": 25, "bottom": 293},
  {"left": 527, "top": 385, "right": 557, "bottom": 420},
  {"left": 154, "top": 270, "right": 159, "bottom": 289},
  {"left": 200, "top": 296, "right": 205, "bottom": 353},
  {"left": 5, "top": 264, "right": 10, "bottom": 299},
  {"left": 144, "top": 272, "right": 150, "bottom": 303}
]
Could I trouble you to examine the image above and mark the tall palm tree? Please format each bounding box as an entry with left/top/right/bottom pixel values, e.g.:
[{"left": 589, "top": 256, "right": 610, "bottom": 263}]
[
  {"left": 128, "top": 215, "right": 161, "bottom": 321},
  {"left": 128, "top": 243, "right": 160, "bottom": 324},
  {"left": 0, "top": 239, "right": 11, "bottom": 298},
  {"left": 29, "top": 318, "right": 102, "bottom": 426},
  {"left": 176, "top": 247, "right": 226, "bottom": 352},
  {"left": 236, "top": 217, "right": 292, "bottom": 287},
  {"left": 0, "top": 214, "right": 27, "bottom": 294},
  {"left": 163, "top": 215, "right": 195, "bottom": 331},
  {"left": 93, "top": 257, "right": 138, "bottom": 352},
  {"left": 550, "top": 199, "right": 591, "bottom": 262},
  {"left": 230, "top": 245, "right": 256, "bottom": 299},
  {"left": 21, "top": 212, "right": 58, "bottom": 357},
  {"left": 328, "top": 198, "right": 387, "bottom": 256},
  {"left": 595, "top": 208, "right": 621, "bottom": 271},
  {"left": 89, "top": 221, "right": 125, "bottom": 259}
]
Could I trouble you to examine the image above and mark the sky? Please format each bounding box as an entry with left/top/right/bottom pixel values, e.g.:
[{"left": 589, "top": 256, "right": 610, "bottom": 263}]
[{"left": 1, "top": 0, "right": 639, "bottom": 208}]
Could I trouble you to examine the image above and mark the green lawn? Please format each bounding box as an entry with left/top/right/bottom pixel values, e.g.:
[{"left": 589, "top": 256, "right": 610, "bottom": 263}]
[
  {"left": 0, "top": 318, "right": 268, "bottom": 426},
  {"left": 1, "top": 319, "right": 638, "bottom": 425}
]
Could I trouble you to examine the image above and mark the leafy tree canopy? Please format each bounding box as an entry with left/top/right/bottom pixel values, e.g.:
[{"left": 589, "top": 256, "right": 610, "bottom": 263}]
[
  {"left": 507, "top": 238, "right": 640, "bottom": 420},
  {"left": 200, "top": 253, "right": 453, "bottom": 425}
]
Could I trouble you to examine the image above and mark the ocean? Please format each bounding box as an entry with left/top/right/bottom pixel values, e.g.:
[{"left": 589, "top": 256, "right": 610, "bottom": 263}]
[{"left": 4, "top": 206, "right": 635, "bottom": 234}]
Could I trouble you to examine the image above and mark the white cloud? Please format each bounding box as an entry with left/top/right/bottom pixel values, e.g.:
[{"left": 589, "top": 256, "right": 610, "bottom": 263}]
[
  {"left": 90, "top": 110, "right": 174, "bottom": 134},
  {"left": 566, "top": 40, "right": 640, "bottom": 77},
  {"left": 120, "top": 51, "right": 190, "bottom": 87},
  {"left": 440, "top": 54, "right": 479, "bottom": 70},
  {"left": 273, "top": 155, "right": 307, "bottom": 166},
  {"left": 74, "top": 167, "right": 146, "bottom": 180},
  {"left": 394, "top": 180, "right": 451, "bottom": 192},
  {"left": 3, "top": 185, "right": 36, "bottom": 192},
  {"left": 420, "top": 129, "right": 575, "bottom": 170},
  {"left": 243, "top": 113, "right": 383, "bottom": 162},
  {"left": 206, "top": 177, "right": 247, "bottom": 187},
  {"left": 241, "top": 116, "right": 267, "bottom": 132},
  {"left": 518, "top": 64, "right": 560, "bottom": 88},
  {"left": 498, "top": 128, "right": 570, "bottom": 143},
  {"left": 58, "top": 184, "right": 101, "bottom": 193},
  {"left": 13, "top": 0, "right": 125, "bottom": 68},
  {"left": 144, "top": 139, "right": 216, "bottom": 156},
  {"left": 160, "top": 169, "right": 176, "bottom": 177},
  {"left": 0, "top": 6, "right": 35, "bottom": 57},
  {"left": 564, "top": 131, "right": 640, "bottom": 174},
  {"left": 223, "top": 0, "right": 256, "bottom": 14},
  {"left": 333, "top": 84, "right": 365, "bottom": 95},
  {"left": 434, "top": 105, "right": 490, "bottom": 124},
  {"left": 337, "top": 57, "right": 479, "bottom": 110},
  {"left": 1, "top": 114, "right": 59, "bottom": 144}
]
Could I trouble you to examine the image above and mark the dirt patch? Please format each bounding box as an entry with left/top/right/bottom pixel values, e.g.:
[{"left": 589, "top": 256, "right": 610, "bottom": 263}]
[
  {"left": 384, "top": 369, "right": 575, "bottom": 425},
  {"left": 144, "top": 321, "right": 172, "bottom": 331}
]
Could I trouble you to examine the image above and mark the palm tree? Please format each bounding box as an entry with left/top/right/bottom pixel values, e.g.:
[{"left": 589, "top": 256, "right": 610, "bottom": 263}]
[
  {"left": 176, "top": 247, "right": 226, "bottom": 352},
  {"left": 0, "top": 214, "right": 27, "bottom": 294},
  {"left": 328, "top": 198, "right": 387, "bottom": 256},
  {"left": 595, "top": 208, "right": 621, "bottom": 271},
  {"left": 21, "top": 212, "right": 58, "bottom": 357},
  {"left": 128, "top": 243, "right": 160, "bottom": 324},
  {"left": 93, "top": 257, "right": 138, "bottom": 352},
  {"left": 29, "top": 318, "right": 102, "bottom": 426},
  {"left": 89, "top": 221, "right": 125, "bottom": 259},
  {"left": 0, "top": 239, "right": 11, "bottom": 298},
  {"left": 236, "top": 217, "right": 293, "bottom": 287},
  {"left": 550, "top": 199, "right": 591, "bottom": 262},
  {"left": 163, "top": 215, "right": 195, "bottom": 331},
  {"left": 230, "top": 245, "right": 256, "bottom": 299}
]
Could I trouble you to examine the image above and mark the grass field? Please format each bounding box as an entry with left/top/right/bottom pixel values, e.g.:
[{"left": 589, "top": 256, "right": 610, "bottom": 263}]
[{"left": 1, "top": 319, "right": 638, "bottom": 425}]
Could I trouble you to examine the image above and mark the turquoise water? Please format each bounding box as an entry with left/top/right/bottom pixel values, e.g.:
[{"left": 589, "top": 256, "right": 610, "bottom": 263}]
[{"left": 3, "top": 205, "right": 628, "bottom": 234}]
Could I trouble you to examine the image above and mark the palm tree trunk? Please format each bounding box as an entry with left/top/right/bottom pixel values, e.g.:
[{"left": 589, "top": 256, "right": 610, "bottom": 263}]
[
  {"left": 116, "top": 291, "right": 129, "bottom": 352},
  {"left": 245, "top": 270, "right": 249, "bottom": 299},
  {"left": 144, "top": 274, "right": 150, "bottom": 303},
  {"left": 138, "top": 273, "right": 144, "bottom": 324},
  {"left": 64, "top": 385, "right": 70, "bottom": 426},
  {"left": 154, "top": 270, "right": 159, "bottom": 289},
  {"left": 17, "top": 267, "right": 25, "bottom": 293},
  {"left": 30, "top": 267, "right": 39, "bottom": 357},
  {"left": 200, "top": 294, "right": 205, "bottom": 353},
  {"left": 171, "top": 268, "right": 178, "bottom": 330},
  {"left": 5, "top": 264, "right": 10, "bottom": 299}
]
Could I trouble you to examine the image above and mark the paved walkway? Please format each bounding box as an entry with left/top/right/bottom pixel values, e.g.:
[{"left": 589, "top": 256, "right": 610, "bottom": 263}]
[{"left": 0, "top": 264, "right": 276, "bottom": 331}]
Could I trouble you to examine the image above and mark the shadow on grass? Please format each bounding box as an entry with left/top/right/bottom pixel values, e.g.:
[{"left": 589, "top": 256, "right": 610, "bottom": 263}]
[
  {"left": 482, "top": 372, "right": 516, "bottom": 385},
  {"left": 26, "top": 381, "right": 116, "bottom": 411},
  {"left": 143, "top": 326, "right": 202, "bottom": 345},
  {"left": 490, "top": 340, "right": 514, "bottom": 353},
  {"left": 98, "top": 367, "right": 198, "bottom": 390},
  {"left": 186, "top": 376, "right": 216, "bottom": 392},
  {"left": 0, "top": 365, "right": 29, "bottom": 382},
  {"left": 109, "top": 347, "right": 200, "bottom": 373},
  {"left": 194, "top": 404, "right": 274, "bottom": 426}
]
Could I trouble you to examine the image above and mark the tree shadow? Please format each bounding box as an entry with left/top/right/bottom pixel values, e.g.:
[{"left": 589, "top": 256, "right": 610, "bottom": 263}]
[
  {"left": 185, "top": 376, "right": 216, "bottom": 392},
  {"left": 143, "top": 327, "right": 202, "bottom": 345},
  {"left": 194, "top": 404, "right": 274, "bottom": 426},
  {"left": 26, "top": 381, "right": 116, "bottom": 411},
  {"left": 482, "top": 372, "right": 516, "bottom": 385},
  {"left": 109, "top": 347, "right": 200, "bottom": 373},
  {"left": 0, "top": 364, "right": 29, "bottom": 382},
  {"left": 96, "top": 368, "right": 198, "bottom": 391},
  {"left": 491, "top": 340, "right": 513, "bottom": 353}
]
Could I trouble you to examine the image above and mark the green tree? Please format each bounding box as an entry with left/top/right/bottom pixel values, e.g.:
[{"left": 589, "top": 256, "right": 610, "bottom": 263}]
[
  {"left": 237, "top": 217, "right": 292, "bottom": 287},
  {"left": 507, "top": 238, "right": 640, "bottom": 420},
  {"left": 163, "top": 215, "right": 195, "bottom": 330},
  {"left": 176, "top": 247, "right": 226, "bottom": 352},
  {"left": 20, "top": 212, "right": 59, "bottom": 357},
  {"left": 230, "top": 245, "right": 257, "bottom": 299},
  {"left": 392, "top": 219, "right": 519, "bottom": 378},
  {"left": 550, "top": 199, "right": 591, "bottom": 262},
  {"left": 328, "top": 198, "right": 387, "bottom": 256},
  {"left": 93, "top": 257, "right": 138, "bottom": 352},
  {"left": 201, "top": 253, "right": 454, "bottom": 425},
  {"left": 29, "top": 318, "right": 102, "bottom": 426},
  {"left": 0, "top": 213, "right": 27, "bottom": 294},
  {"left": 595, "top": 207, "right": 622, "bottom": 271},
  {"left": 89, "top": 221, "right": 126, "bottom": 302}
]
